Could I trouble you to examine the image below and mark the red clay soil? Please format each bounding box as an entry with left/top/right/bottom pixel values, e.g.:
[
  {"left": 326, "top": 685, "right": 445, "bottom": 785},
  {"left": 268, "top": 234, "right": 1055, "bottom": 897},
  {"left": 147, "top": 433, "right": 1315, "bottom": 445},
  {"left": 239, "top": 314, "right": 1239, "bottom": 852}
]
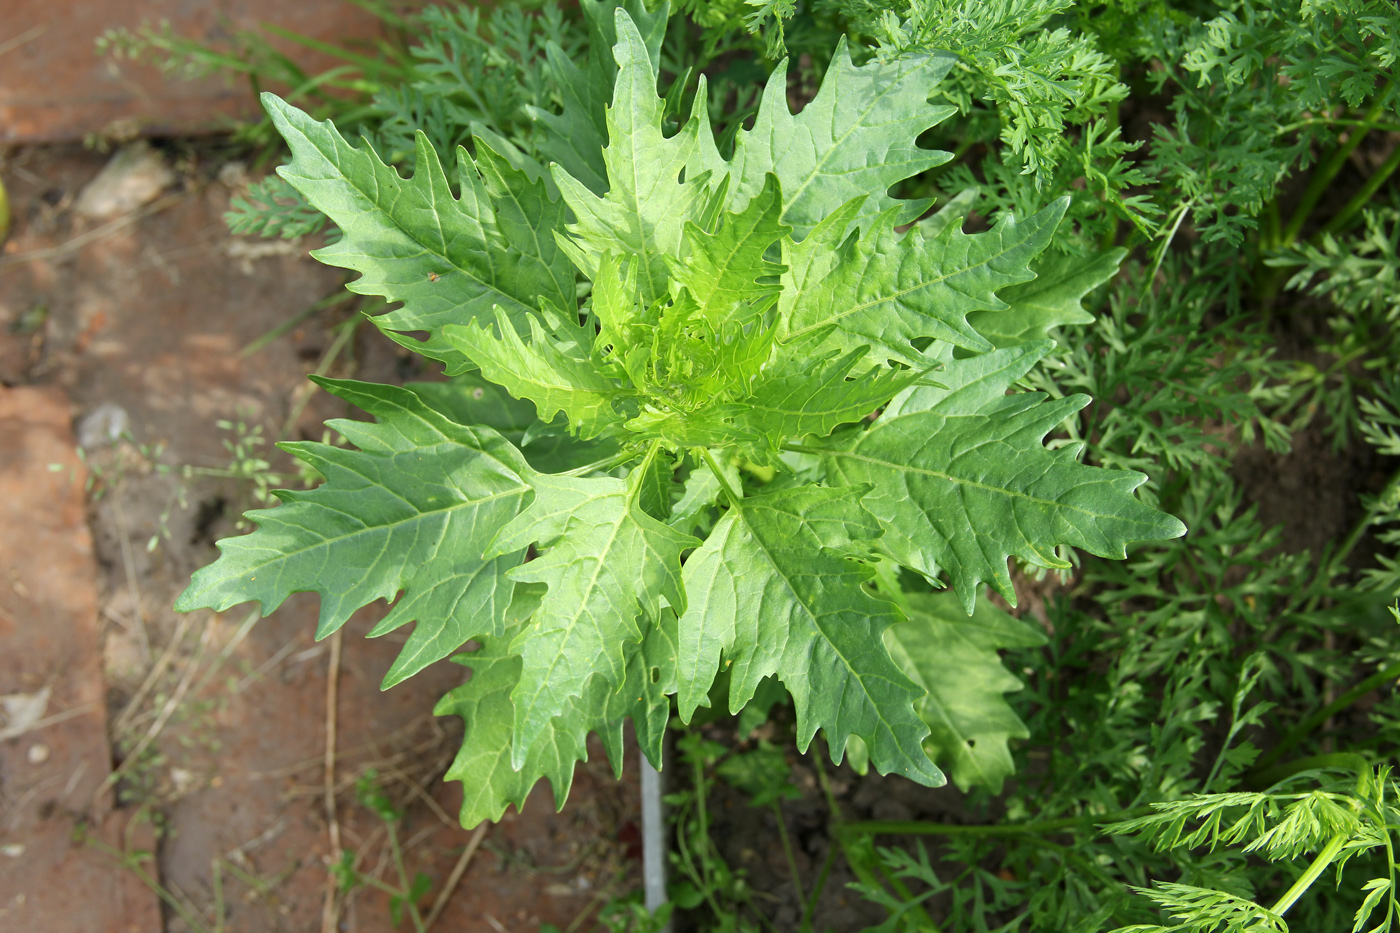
[
  {"left": 0, "top": 385, "right": 163, "bottom": 932},
  {"left": 1, "top": 0, "right": 398, "bottom": 144},
  {"left": 0, "top": 142, "right": 641, "bottom": 932}
]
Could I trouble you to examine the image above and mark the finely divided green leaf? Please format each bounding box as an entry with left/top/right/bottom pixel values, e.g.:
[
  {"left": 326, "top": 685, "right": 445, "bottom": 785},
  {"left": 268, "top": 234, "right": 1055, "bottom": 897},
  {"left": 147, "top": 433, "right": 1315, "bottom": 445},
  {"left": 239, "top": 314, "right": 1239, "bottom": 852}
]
[
  {"left": 488, "top": 463, "right": 698, "bottom": 764},
  {"left": 264, "top": 96, "right": 572, "bottom": 372},
  {"left": 175, "top": 378, "right": 532, "bottom": 688},
  {"left": 677, "top": 484, "right": 944, "bottom": 786},
  {"left": 887, "top": 590, "right": 1046, "bottom": 793}
]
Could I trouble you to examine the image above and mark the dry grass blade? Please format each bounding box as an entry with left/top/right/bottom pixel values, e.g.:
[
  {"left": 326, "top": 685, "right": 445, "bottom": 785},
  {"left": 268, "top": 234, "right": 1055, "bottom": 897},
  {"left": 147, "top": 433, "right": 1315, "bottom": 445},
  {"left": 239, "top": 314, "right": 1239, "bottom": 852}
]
[
  {"left": 97, "top": 616, "right": 216, "bottom": 801},
  {"left": 319, "top": 628, "right": 344, "bottom": 933},
  {"left": 422, "top": 823, "right": 489, "bottom": 932}
]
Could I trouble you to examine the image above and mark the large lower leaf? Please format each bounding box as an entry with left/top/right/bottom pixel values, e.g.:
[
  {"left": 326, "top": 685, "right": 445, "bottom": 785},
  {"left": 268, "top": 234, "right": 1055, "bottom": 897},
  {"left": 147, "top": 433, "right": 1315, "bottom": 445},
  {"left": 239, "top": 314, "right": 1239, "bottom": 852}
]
[
  {"left": 264, "top": 97, "right": 573, "bottom": 372},
  {"left": 435, "top": 588, "right": 677, "bottom": 827},
  {"left": 676, "top": 484, "right": 943, "bottom": 786},
  {"left": 488, "top": 462, "right": 698, "bottom": 764},
  {"left": 175, "top": 379, "right": 532, "bottom": 688},
  {"left": 820, "top": 352, "right": 1186, "bottom": 612},
  {"left": 887, "top": 590, "right": 1046, "bottom": 793}
]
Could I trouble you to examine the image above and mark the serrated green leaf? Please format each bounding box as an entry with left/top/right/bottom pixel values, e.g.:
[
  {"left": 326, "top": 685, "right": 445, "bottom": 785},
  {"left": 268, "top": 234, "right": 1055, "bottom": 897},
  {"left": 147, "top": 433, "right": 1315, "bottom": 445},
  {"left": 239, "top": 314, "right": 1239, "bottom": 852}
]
[
  {"left": 883, "top": 341, "right": 1055, "bottom": 419},
  {"left": 672, "top": 172, "right": 789, "bottom": 326},
  {"left": 821, "top": 384, "right": 1186, "bottom": 613},
  {"left": 968, "top": 248, "right": 1126, "bottom": 348},
  {"left": 690, "top": 41, "right": 958, "bottom": 235},
  {"left": 488, "top": 460, "right": 699, "bottom": 763},
  {"left": 404, "top": 375, "right": 621, "bottom": 474},
  {"left": 263, "top": 97, "right": 573, "bottom": 373},
  {"left": 527, "top": 0, "right": 670, "bottom": 197},
  {"left": 887, "top": 590, "right": 1046, "bottom": 793},
  {"left": 552, "top": 12, "right": 714, "bottom": 306},
  {"left": 779, "top": 198, "right": 1069, "bottom": 366},
  {"left": 735, "top": 348, "right": 917, "bottom": 457},
  {"left": 434, "top": 588, "right": 677, "bottom": 827},
  {"left": 676, "top": 484, "right": 943, "bottom": 786},
  {"left": 175, "top": 378, "right": 531, "bottom": 688},
  {"left": 444, "top": 307, "right": 631, "bottom": 439}
]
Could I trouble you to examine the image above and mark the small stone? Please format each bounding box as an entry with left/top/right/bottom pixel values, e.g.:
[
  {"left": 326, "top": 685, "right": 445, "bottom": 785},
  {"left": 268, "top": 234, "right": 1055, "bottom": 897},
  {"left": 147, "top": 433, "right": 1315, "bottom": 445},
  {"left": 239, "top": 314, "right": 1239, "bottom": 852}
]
[
  {"left": 76, "top": 404, "right": 130, "bottom": 450},
  {"left": 170, "top": 767, "right": 196, "bottom": 794},
  {"left": 217, "top": 161, "right": 249, "bottom": 189},
  {"left": 73, "top": 141, "right": 174, "bottom": 220},
  {"left": 27, "top": 743, "right": 49, "bottom": 765},
  {"left": 0, "top": 844, "right": 24, "bottom": 859}
]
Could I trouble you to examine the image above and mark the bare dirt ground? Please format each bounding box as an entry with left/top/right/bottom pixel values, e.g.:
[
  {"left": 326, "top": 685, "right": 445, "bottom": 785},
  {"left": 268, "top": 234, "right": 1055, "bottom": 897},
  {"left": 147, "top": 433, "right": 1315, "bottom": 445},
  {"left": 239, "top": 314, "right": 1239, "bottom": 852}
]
[{"left": 0, "top": 141, "right": 641, "bottom": 932}]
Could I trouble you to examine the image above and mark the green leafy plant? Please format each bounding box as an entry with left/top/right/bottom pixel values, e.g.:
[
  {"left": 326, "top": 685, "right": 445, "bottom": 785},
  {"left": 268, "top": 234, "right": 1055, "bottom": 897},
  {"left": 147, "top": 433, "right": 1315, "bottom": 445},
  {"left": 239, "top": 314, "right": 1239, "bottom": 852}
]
[{"left": 175, "top": 6, "right": 1183, "bottom": 828}]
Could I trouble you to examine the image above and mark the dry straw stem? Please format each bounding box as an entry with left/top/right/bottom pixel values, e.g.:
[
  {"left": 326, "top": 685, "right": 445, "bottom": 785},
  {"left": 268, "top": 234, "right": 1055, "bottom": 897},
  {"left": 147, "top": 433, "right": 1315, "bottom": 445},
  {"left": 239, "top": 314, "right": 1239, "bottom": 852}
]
[
  {"left": 320, "top": 627, "right": 344, "bottom": 933},
  {"left": 422, "top": 824, "right": 489, "bottom": 932}
]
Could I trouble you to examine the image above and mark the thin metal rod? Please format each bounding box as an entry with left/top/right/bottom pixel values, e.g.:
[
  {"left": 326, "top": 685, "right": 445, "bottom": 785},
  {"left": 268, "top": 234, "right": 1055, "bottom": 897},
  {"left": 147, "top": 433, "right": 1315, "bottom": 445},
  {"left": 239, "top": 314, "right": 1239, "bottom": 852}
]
[{"left": 640, "top": 747, "right": 671, "bottom": 931}]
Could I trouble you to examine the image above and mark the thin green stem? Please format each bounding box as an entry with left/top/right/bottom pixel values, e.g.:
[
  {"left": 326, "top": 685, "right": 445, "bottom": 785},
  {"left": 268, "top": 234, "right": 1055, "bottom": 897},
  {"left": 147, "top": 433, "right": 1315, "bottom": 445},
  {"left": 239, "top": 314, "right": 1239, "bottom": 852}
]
[
  {"left": 1246, "top": 752, "right": 1371, "bottom": 791},
  {"left": 240, "top": 287, "right": 353, "bottom": 358},
  {"left": 1253, "top": 660, "right": 1400, "bottom": 774},
  {"left": 85, "top": 834, "right": 211, "bottom": 933},
  {"left": 703, "top": 448, "right": 743, "bottom": 505},
  {"left": 1326, "top": 465, "right": 1400, "bottom": 575},
  {"left": 842, "top": 806, "right": 1152, "bottom": 838},
  {"left": 771, "top": 802, "right": 808, "bottom": 920},
  {"left": 812, "top": 752, "right": 942, "bottom": 932},
  {"left": 1278, "top": 82, "right": 1394, "bottom": 248},
  {"left": 560, "top": 450, "right": 636, "bottom": 477},
  {"left": 1322, "top": 140, "right": 1400, "bottom": 236},
  {"left": 385, "top": 823, "right": 426, "bottom": 933},
  {"left": 211, "top": 858, "right": 225, "bottom": 933},
  {"left": 800, "top": 842, "right": 840, "bottom": 930},
  {"left": 1268, "top": 833, "right": 1347, "bottom": 917}
]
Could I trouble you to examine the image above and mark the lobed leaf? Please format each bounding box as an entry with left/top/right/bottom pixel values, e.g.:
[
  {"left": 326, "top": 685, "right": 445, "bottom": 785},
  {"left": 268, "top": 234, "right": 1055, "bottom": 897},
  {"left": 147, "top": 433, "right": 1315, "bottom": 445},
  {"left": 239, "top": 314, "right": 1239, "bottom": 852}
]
[
  {"left": 552, "top": 12, "right": 714, "bottom": 307},
  {"left": 435, "top": 587, "right": 678, "bottom": 826},
  {"left": 264, "top": 96, "right": 572, "bottom": 373},
  {"left": 689, "top": 38, "right": 959, "bottom": 236},
  {"left": 820, "top": 353, "right": 1186, "bottom": 612},
  {"left": 967, "top": 247, "right": 1126, "bottom": 348},
  {"left": 444, "top": 307, "right": 632, "bottom": 440},
  {"left": 488, "top": 460, "right": 698, "bottom": 764},
  {"left": 677, "top": 483, "right": 944, "bottom": 786},
  {"left": 886, "top": 590, "right": 1046, "bottom": 793},
  {"left": 175, "top": 379, "right": 532, "bottom": 688},
  {"left": 778, "top": 198, "right": 1070, "bottom": 366}
]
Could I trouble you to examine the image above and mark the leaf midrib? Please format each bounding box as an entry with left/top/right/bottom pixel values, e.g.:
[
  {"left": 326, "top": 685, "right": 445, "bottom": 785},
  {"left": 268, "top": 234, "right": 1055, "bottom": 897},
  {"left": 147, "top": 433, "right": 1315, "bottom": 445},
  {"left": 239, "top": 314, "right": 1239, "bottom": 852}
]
[
  {"left": 738, "top": 501, "right": 914, "bottom": 752},
  {"left": 287, "top": 122, "right": 533, "bottom": 321},
  {"left": 228, "top": 484, "right": 527, "bottom": 578},
  {"left": 828, "top": 431, "right": 1160, "bottom": 528}
]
